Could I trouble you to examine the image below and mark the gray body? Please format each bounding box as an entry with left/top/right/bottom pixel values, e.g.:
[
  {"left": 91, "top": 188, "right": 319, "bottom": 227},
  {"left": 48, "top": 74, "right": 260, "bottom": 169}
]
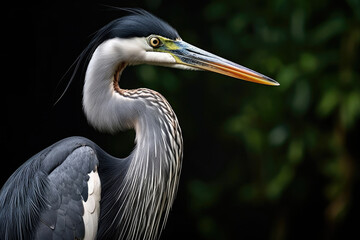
[
  {"left": 0, "top": 137, "right": 101, "bottom": 239},
  {"left": 0, "top": 78, "right": 183, "bottom": 240}
]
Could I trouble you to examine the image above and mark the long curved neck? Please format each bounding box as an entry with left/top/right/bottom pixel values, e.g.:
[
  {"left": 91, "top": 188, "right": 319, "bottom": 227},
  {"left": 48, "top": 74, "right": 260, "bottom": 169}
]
[
  {"left": 83, "top": 38, "right": 144, "bottom": 133},
  {"left": 83, "top": 39, "right": 183, "bottom": 240}
]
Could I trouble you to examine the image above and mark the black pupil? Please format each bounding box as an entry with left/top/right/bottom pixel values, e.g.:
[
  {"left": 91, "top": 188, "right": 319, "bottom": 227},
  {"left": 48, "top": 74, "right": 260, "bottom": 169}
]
[{"left": 152, "top": 38, "right": 159, "bottom": 46}]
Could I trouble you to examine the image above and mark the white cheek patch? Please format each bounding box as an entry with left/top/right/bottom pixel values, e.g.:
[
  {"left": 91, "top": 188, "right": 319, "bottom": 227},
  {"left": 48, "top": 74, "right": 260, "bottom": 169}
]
[
  {"left": 82, "top": 168, "right": 101, "bottom": 240},
  {"left": 142, "top": 51, "right": 176, "bottom": 64}
]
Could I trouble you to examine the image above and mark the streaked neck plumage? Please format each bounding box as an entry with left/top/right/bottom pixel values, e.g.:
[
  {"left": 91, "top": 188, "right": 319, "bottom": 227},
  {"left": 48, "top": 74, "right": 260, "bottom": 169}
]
[{"left": 83, "top": 38, "right": 183, "bottom": 239}]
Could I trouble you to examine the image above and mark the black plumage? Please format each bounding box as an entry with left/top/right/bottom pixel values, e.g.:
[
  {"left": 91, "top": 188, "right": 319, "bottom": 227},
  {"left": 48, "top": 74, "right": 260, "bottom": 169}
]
[
  {"left": 0, "top": 137, "right": 100, "bottom": 239},
  {"left": 102, "top": 9, "right": 179, "bottom": 40}
]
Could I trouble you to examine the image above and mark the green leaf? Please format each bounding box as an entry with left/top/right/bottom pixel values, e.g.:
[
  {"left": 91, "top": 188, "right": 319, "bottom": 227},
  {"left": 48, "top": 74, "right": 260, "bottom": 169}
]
[
  {"left": 276, "top": 65, "right": 299, "bottom": 90},
  {"left": 268, "top": 125, "right": 289, "bottom": 146},
  {"left": 340, "top": 90, "right": 360, "bottom": 128},
  {"left": 287, "top": 139, "right": 304, "bottom": 164},
  {"left": 299, "top": 52, "right": 318, "bottom": 73},
  {"left": 317, "top": 88, "right": 340, "bottom": 118},
  {"left": 291, "top": 80, "right": 311, "bottom": 116},
  {"left": 312, "top": 16, "right": 347, "bottom": 44},
  {"left": 266, "top": 165, "right": 294, "bottom": 200}
]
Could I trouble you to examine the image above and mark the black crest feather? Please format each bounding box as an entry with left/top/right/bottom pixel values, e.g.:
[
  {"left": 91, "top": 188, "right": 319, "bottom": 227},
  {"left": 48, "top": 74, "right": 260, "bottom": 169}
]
[{"left": 103, "top": 8, "right": 179, "bottom": 40}]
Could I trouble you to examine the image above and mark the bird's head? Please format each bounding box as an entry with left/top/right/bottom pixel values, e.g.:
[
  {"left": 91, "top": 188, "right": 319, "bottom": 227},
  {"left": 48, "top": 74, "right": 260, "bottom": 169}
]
[{"left": 83, "top": 9, "right": 279, "bottom": 86}]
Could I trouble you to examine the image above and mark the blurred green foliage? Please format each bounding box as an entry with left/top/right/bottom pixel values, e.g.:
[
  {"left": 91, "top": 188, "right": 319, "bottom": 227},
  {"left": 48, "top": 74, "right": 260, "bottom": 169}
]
[
  {"left": 3, "top": 1, "right": 359, "bottom": 239},
  {"left": 136, "top": 0, "right": 360, "bottom": 239}
]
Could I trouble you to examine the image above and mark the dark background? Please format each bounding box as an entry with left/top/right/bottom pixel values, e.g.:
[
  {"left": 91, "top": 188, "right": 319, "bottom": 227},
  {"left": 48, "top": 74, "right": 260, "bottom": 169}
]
[{"left": 1, "top": 0, "right": 360, "bottom": 239}]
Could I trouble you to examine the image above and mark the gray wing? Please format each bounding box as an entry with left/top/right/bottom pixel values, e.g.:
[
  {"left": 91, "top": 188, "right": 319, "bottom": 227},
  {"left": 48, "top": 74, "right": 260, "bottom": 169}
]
[{"left": 0, "top": 137, "right": 100, "bottom": 240}]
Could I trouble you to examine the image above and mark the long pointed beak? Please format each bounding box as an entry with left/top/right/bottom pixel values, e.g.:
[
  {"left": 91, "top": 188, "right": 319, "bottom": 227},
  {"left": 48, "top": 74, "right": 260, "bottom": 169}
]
[{"left": 167, "top": 41, "right": 279, "bottom": 86}]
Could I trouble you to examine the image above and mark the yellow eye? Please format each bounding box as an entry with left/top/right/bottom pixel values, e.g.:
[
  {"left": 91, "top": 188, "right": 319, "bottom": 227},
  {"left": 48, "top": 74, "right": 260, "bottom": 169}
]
[{"left": 149, "top": 37, "right": 161, "bottom": 48}]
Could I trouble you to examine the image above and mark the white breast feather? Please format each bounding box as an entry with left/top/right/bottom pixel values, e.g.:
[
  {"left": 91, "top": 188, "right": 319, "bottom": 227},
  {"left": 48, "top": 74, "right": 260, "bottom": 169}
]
[{"left": 83, "top": 168, "right": 101, "bottom": 240}]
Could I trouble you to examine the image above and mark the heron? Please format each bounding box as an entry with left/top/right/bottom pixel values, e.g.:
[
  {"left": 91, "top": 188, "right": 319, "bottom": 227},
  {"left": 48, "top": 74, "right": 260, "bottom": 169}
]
[{"left": 0, "top": 9, "right": 278, "bottom": 240}]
